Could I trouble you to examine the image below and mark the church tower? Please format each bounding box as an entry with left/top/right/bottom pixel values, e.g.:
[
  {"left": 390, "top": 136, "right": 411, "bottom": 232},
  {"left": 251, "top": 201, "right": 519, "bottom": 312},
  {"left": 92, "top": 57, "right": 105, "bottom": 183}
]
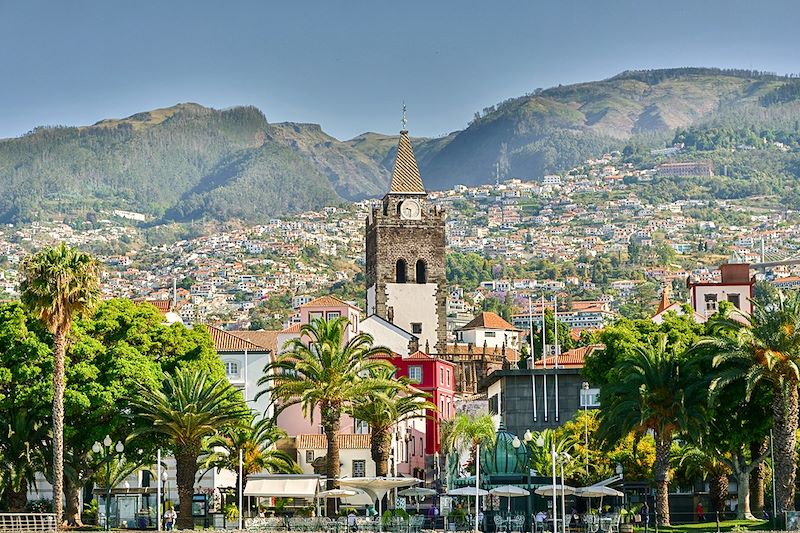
[{"left": 366, "top": 127, "right": 447, "bottom": 353}]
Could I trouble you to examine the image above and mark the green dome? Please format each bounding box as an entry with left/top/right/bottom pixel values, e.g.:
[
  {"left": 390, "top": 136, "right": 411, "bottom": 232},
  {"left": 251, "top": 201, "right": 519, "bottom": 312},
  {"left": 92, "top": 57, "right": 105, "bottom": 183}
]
[{"left": 483, "top": 421, "right": 529, "bottom": 476}]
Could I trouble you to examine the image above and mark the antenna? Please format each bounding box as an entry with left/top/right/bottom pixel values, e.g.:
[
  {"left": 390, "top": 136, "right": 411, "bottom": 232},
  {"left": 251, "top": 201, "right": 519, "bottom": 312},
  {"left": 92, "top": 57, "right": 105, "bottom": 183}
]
[{"left": 401, "top": 101, "right": 408, "bottom": 131}]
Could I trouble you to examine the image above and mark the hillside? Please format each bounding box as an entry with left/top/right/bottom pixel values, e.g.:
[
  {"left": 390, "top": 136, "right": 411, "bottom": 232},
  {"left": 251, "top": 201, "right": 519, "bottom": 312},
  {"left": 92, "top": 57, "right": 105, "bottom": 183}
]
[
  {"left": 350, "top": 68, "right": 800, "bottom": 189},
  {"left": 0, "top": 103, "right": 385, "bottom": 224}
]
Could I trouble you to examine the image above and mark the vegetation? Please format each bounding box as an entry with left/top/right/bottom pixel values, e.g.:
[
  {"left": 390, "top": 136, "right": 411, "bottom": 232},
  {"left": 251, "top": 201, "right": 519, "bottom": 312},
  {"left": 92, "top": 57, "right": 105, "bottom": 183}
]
[
  {"left": 259, "top": 317, "right": 395, "bottom": 514},
  {"left": 128, "top": 369, "right": 249, "bottom": 529},
  {"left": 20, "top": 243, "right": 101, "bottom": 526}
]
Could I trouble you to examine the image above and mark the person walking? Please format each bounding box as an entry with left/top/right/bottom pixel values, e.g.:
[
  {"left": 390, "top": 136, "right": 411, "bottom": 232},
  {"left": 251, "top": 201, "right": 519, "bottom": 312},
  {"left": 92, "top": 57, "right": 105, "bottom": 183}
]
[
  {"left": 696, "top": 503, "right": 705, "bottom": 522},
  {"left": 163, "top": 505, "right": 177, "bottom": 531},
  {"left": 641, "top": 500, "right": 649, "bottom": 533}
]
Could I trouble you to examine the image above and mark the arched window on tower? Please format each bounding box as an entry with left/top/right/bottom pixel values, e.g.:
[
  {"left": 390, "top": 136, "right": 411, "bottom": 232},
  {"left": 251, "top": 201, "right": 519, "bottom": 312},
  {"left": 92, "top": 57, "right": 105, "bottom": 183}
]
[
  {"left": 416, "top": 259, "right": 427, "bottom": 284},
  {"left": 396, "top": 259, "right": 407, "bottom": 283}
]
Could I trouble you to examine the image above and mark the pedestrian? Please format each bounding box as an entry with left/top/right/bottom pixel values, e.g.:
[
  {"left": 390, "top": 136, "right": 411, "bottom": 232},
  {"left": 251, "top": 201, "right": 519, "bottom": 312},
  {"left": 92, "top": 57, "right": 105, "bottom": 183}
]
[
  {"left": 641, "top": 500, "right": 649, "bottom": 533},
  {"left": 163, "top": 505, "right": 177, "bottom": 531},
  {"left": 696, "top": 502, "right": 705, "bottom": 522},
  {"left": 348, "top": 510, "right": 358, "bottom": 532}
]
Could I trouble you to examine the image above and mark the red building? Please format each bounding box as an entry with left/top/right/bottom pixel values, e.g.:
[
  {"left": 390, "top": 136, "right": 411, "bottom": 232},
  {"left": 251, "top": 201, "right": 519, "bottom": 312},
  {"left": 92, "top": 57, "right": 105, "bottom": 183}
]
[{"left": 389, "top": 351, "right": 456, "bottom": 455}]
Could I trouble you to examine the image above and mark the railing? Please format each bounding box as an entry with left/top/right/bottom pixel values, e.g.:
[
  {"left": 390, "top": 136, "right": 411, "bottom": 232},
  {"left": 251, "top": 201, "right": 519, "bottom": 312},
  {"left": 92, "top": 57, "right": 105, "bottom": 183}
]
[{"left": 0, "top": 513, "right": 57, "bottom": 532}]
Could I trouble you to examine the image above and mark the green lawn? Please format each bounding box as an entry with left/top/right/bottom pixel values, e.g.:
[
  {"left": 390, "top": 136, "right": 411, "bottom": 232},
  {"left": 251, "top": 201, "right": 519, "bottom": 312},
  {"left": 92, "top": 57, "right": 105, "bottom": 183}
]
[{"left": 636, "top": 519, "right": 770, "bottom": 532}]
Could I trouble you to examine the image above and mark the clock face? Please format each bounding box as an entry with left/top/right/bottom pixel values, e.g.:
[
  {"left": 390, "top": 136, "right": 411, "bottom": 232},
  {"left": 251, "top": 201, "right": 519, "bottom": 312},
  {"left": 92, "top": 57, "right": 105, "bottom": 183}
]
[{"left": 400, "top": 200, "right": 422, "bottom": 220}]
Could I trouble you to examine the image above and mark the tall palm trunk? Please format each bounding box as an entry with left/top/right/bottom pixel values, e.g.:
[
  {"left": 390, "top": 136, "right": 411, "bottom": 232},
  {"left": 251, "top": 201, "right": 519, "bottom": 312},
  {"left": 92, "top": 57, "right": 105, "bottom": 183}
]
[
  {"left": 6, "top": 478, "right": 28, "bottom": 512},
  {"left": 52, "top": 329, "right": 67, "bottom": 528},
  {"left": 323, "top": 402, "right": 341, "bottom": 517},
  {"left": 749, "top": 439, "right": 767, "bottom": 516},
  {"left": 709, "top": 473, "right": 728, "bottom": 517},
  {"left": 176, "top": 449, "right": 200, "bottom": 530},
  {"left": 371, "top": 427, "right": 392, "bottom": 477},
  {"left": 654, "top": 434, "right": 671, "bottom": 526},
  {"left": 64, "top": 476, "right": 83, "bottom": 526},
  {"left": 772, "top": 382, "right": 798, "bottom": 514}
]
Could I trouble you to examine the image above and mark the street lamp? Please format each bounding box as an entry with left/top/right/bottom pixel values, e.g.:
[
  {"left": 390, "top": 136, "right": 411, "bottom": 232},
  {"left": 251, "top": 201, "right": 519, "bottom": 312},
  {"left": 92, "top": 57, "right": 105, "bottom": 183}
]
[
  {"left": 582, "top": 382, "right": 590, "bottom": 477},
  {"left": 93, "top": 435, "right": 124, "bottom": 531}
]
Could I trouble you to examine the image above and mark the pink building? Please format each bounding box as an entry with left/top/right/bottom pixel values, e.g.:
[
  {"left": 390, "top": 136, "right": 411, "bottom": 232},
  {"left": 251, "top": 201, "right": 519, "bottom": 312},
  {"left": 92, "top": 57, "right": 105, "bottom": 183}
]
[{"left": 688, "top": 263, "right": 754, "bottom": 320}]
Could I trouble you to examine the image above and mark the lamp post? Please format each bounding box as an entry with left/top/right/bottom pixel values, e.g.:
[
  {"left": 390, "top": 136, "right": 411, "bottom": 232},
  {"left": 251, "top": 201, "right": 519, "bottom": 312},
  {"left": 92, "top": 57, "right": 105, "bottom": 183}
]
[
  {"left": 92, "top": 435, "right": 124, "bottom": 531},
  {"left": 524, "top": 430, "right": 534, "bottom": 532},
  {"left": 615, "top": 464, "right": 624, "bottom": 509},
  {"left": 582, "top": 382, "right": 590, "bottom": 477}
]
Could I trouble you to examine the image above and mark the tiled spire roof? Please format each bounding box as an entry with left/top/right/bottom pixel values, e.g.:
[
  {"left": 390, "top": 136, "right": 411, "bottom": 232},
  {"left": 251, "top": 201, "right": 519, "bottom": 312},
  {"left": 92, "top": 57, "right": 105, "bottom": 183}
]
[{"left": 389, "top": 130, "right": 426, "bottom": 194}]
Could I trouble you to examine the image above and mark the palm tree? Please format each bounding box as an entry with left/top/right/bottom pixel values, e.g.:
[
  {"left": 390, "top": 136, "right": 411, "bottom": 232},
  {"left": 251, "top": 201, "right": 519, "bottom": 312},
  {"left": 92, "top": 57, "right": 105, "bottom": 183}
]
[
  {"left": 674, "top": 444, "right": 731, "bottom": 517},
  {"left": 203, "top": 416, "right": 300, "bottom": 498},
  {"left": 351, "top": 368, "right": 436, "bottom": 476},
  {"left": 699, "top": 291, "right": 800, "bottom": 515},
  {"left": 129, "top": 369, "right": 249, "bottom": 530},
  {"left": 444, "top": 413, "right": 496, "bottom": 477},
  {"left": 0, "top": 411, "right": 48, "bottom": 511},
  {"left": 258, "top": 317, "right": 394, "bottom": 515},
  {"left": 597, "top": 336, "right": 706, "bottom": 526},
  {"left": 525, "top": 428, "right": 580, "bottom": 480},
  {"left": 20, "top": 243, "right": 100, "bottom": 526}
]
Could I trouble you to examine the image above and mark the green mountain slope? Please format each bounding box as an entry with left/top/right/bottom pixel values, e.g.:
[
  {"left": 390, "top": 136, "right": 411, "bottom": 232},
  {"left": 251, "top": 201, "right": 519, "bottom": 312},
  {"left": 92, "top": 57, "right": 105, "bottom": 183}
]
[
  {"left": 347, "top": 68, "right": 800, "bottom": 190},
  {"left": 0, "top": 103, "right": 365, "bottom": 223}
]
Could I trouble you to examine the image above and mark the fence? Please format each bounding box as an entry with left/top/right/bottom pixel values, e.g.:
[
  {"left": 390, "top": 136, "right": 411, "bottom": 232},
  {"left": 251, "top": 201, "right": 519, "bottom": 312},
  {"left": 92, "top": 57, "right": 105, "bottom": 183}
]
[{"left": 0, "top": 513, "right": 57, "bottom": 532}]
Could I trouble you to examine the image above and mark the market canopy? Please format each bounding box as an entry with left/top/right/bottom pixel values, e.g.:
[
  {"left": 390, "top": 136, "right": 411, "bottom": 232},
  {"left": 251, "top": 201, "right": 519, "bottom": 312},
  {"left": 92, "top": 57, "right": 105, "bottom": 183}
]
[{"left": 244, "top": 475, "right": 320, "bottom": 498}]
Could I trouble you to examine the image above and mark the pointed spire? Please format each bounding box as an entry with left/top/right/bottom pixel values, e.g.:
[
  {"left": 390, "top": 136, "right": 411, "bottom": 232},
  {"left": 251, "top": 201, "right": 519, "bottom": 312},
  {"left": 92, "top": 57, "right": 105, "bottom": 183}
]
[{"left": 389, "top": 106, "right": 426, "bottom": 194}]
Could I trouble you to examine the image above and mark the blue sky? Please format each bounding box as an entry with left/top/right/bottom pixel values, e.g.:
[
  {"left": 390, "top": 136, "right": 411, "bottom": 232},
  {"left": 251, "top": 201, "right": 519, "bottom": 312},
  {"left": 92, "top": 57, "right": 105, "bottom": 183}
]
[{"left": 1, "top": 0, "right": 799, "bottom": 140}]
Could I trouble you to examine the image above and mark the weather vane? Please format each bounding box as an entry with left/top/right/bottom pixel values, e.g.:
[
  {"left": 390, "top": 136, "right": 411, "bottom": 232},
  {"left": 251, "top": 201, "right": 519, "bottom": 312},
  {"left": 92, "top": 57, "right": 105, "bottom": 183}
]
[{"left": 401, "top": 101, "right": 407, "bottom": 131}]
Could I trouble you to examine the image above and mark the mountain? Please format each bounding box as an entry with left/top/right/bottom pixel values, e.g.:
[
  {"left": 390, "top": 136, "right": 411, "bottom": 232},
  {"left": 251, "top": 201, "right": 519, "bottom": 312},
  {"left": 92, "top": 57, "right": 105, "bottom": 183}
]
[
  {"left": 0, "top": 103, "right": 387, "bottom": 224},
  {"left": 348, "top": 68, "right": 800, "bottom": 190}
]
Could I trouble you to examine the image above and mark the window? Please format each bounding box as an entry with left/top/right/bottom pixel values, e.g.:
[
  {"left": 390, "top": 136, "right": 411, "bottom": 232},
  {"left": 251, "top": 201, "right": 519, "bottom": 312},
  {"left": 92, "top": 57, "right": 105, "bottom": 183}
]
[
  {"left": 224, "top": 360, "right": 240, "bottom": 377},
  {"left": 309, "top": 311, "right": 323, "bottom": 321},
  {"left": 728, "top": 293, "right": 741, "bottom": 309},
  {"left": 485, "top": 331, "right": 496, "bottom": 338},
  {"left": 408, "top": 366, "right": 423, "bottom": 383},
  {"left": 704, "top": 294, "right": 718, "bottom": 312},
  {"left": 355, "top": 419, "right": 369, "bottom": 434},
  {"left": 580, "top": 388, "right": 601, "bottom": 408},
  {"left": 488, "top": 395, "right": 499, "bottom": 414},
  {"left": 306, "top": 450, "right": 314, "bottom": 463},
  {"left": 326, "top": 311, "right": 340, "bottom": 320},
  {"left": 411, "top": 323, "right": 422, "bottom": 335},
  {"left": 411, "top": 436, "right": 416, "bottom": 456},
  {"left": 396, "top": 259, "right": 407, "bottom": 283},
  {"left": 440, "top": 367, "right": 444, "bottom": 385},
  {"left": 352, "top": 460, "right": 366, "bottom": 477},
  {"left": 446, "top": 369, "right": 451, "bottom": 386},
  {"left": 416, "top": 260, "right": 427, "bottom": 284}
]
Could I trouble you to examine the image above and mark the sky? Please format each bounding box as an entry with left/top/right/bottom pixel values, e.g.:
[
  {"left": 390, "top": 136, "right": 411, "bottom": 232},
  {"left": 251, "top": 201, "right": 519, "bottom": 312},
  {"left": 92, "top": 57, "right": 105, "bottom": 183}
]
[{"left": 1, "top": 0, "right": 799, "bottom": 141}]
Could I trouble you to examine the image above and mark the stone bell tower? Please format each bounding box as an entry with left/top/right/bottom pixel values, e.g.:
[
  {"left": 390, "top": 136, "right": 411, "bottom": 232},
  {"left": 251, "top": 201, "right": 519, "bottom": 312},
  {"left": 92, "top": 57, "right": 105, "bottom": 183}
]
[{"left": 365, "top": 127, "right": 446, "bottom": 353}]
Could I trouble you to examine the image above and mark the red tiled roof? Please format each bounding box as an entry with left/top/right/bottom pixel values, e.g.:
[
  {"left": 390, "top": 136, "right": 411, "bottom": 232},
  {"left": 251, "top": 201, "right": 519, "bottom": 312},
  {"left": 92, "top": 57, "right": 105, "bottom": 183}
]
[
  {"left": 459, "top": 312, "right": 521, "bottom": 332},
  {"left": 533, "top": 345, "right": 602, "bottom": 368},
  {"left": 229, "top": 330, "right": 279, "bottom": 354},
  {"left": 145, "top": 300, "right": 171, "bottom": 313},
  {"left": 405, "top": 350, "right": 436, "bottom": 360},
  {"left": 303, "top": 295, "right": 361, "bottom": 310},
  {"left": 296, "top": 434, "right": 371, "bottom": 450},
  {"left": 209, "top": 326, "right": 268, "bottom": 353},
  {"left": 280, "top": 323, "right": 303, "bottom": 334}
]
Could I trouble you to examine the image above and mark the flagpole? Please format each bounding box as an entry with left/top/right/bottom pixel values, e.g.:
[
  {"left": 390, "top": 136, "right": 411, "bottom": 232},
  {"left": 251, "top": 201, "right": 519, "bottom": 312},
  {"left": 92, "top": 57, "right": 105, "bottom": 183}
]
[
  {"left": 529, "top": 296, "right": 537, "bottom": 421},
  {"left": 239, "top": 449, "right": 243, "bottom": 530},
  {"left": 475, "top": 443, "right": 481, "bottom": 533},
  {"left": 542, "top": 295, "right": 548, "bottom": 421},
  {"left": 157, "top": 449, "right": 162, "bottom": 533}
]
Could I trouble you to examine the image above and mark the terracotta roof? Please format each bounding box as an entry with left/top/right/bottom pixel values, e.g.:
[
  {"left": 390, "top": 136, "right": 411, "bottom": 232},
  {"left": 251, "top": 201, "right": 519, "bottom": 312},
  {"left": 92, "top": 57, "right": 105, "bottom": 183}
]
[
  {"left": 303, "top": 295, "right": 361, "bottom": 311},
  {"left": 280, "top": 323, "right": 302, "bottom": 334},
  {"left": 389, "top": 131, "right": 426, "bottom": 194},
  {"left": 656, "top": 291, "right": 670, "bottom": 315},
  {"left": 229, "top": 330, "right": 279, "bottom": 353},
  {"left": 405, "top": 350, "right": 436, "bottom": 360},
  {"left": 296, "top": 434, "right": 371, "bottom": 450},
  {"left": 144, "top": 299, "right": 171, "bottom": 313},
  {"left": 208, "top": 326, "right": 267, "bottom": 353},
  {"left": 533, "top": 345, "right": 603, "bottom": 368},
  {"left": 459, "top": 312, "right": 521, "bottom": 332}
]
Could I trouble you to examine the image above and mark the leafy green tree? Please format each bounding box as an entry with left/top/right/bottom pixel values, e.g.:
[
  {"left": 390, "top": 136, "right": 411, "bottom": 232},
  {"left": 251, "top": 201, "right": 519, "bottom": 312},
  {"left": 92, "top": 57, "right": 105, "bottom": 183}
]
[
  {"left": 530, "top": 309, "right": 574, "bottom": 359},
  {"left": 129, "top": 369, "right": 249, "bottom": 530},
  {"left": 351, "top": 368, "right": 435, "bottom": 476},
  {"left": 259, "top": 317, "right": 394, "bottom": 515},
  {"left": 20, "top": 243, "right": 101, "bottom": 526},
  {"left": 444, "top": 413, "right": 496, "bottom": 477},
  {"left": 597, "top": 336, "right": 706, "bottom": 526},
  {"left": 1, "top": 411, "right": 48, "bottom": 511},
  {"left": 698, "top": 291, "right": 800, "bottom": 515}
]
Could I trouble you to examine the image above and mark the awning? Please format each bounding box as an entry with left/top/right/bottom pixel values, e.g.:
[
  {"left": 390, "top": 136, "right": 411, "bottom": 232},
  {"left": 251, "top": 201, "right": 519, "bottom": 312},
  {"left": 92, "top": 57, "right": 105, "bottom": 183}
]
[{"left": 244, "top": 476, "right": 320, "bottom": 498}]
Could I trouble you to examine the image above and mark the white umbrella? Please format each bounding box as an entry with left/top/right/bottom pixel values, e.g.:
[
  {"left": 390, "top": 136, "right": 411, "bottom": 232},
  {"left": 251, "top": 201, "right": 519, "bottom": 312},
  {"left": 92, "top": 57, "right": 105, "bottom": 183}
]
[
  {"left": 534, "top": 484, "right": 577, "bottom": 497},
  {"left": 490, "top": 485, "right": 530, "bottom": 513},
  {"left": 340, "top": 476, "right": 422, "bottom": 526},
  {"left": 577, "top": 485, "right": 623, "bottom": 513},
  {"left": 316, "top": 489, "right": 364, "bottom": 517},
  {"left": 447, "top": 486, "right": 489, "bottom": 496},
  {"left": 399, "top": 487, "right": 438, "bottom": 498}
]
